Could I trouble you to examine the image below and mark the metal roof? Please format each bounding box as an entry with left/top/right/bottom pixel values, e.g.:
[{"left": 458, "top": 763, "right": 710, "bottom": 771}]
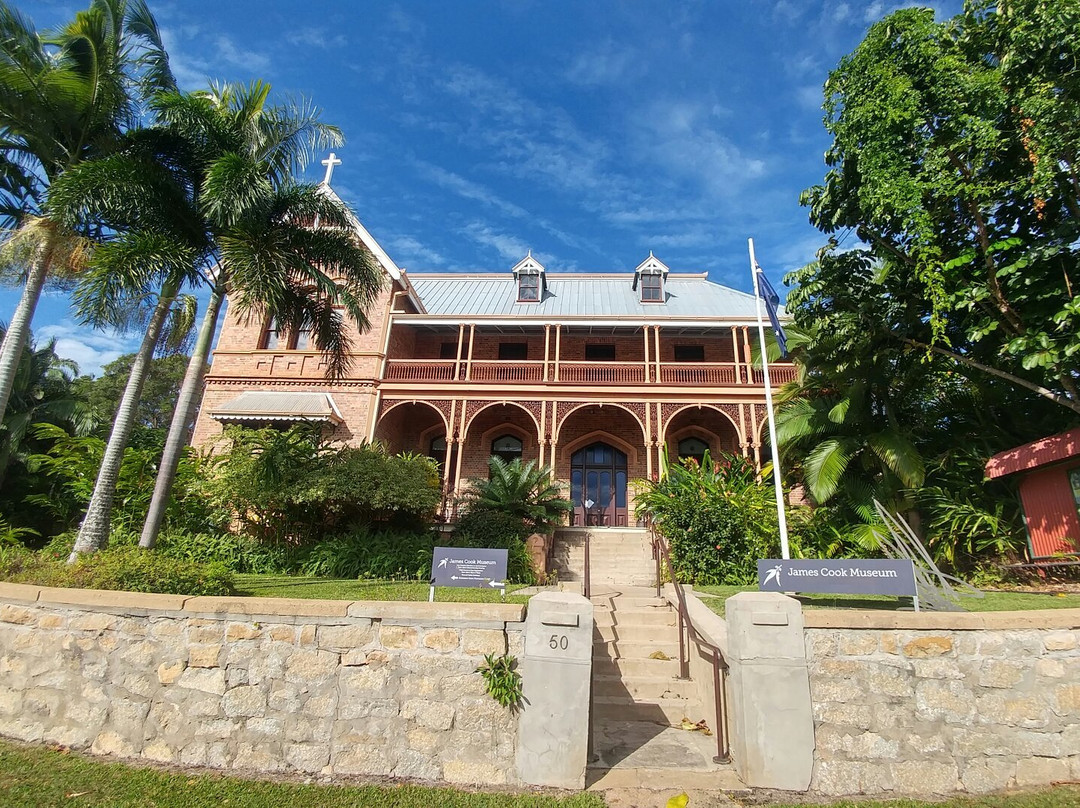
[
  {"left": 211, "top": 391, "right": 343, "bottom": 424},
  {"left": 406, "top": 273, "right": 780, "bottom": 320},
  {"left": 986, "top": 427, "right": 1080, "bottom": 479}
]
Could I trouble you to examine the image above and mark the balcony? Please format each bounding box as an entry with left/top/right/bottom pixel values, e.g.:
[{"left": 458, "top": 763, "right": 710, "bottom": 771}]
[{"left": 383, "top": 358, "right": 794, "bottom": 386}]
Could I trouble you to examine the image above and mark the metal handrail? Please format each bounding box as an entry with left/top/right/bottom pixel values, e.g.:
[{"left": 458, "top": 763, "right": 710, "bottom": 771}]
[
  {"left": 650, "top": 526, "right": 731, "bottom": 764},
  {"left": 583, "top": 530, "right": 591, "bottom": 599}
]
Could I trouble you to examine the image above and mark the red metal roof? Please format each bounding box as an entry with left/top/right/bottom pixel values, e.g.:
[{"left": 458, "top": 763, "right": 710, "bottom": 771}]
[{"left": 986, "top": 426, "right": 1080, "bottom": 479}]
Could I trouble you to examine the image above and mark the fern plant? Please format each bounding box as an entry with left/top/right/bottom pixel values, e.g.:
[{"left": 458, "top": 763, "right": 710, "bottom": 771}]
[{"left": 476, "top": 653, "right": 523, "bottom": 711}]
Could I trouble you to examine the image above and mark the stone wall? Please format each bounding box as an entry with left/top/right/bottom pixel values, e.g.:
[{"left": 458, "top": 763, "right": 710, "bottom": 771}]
[
  {"left": 0, "top": 584, "right": 525, "bottom": 785},
  {"left": 803, "top": 609, "right": 1080, "bottom": 796}
]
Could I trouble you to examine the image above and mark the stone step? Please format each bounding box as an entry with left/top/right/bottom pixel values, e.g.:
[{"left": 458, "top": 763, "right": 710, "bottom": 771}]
[
  {"left": 593, "top": 656, "right": 682, "bottom": 678},
  {"left": 593, "top": 674, "right": 697, "bottom": 700},
  {"left": 591, "top": 594, "right": 666, "bottom": 608},
  {"left": 586, "top": 766, "right": 745, "bottom": 792},
  {"left": 592, "top": 696, "right": 704, "bottom": 724},
  {"left": 593, "top": 608, "right": 676, "bottom": 628},
  {"left": 593, "top": 640, "right": 681, "bottom": 661},
  {"left": 595, "top": 624, "right": 677, "bottom": 644}
]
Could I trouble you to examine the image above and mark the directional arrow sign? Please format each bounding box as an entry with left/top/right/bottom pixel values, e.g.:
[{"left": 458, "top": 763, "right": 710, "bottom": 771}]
[{"left": 430, "top": 547, "right": 508, "bottom": 591}]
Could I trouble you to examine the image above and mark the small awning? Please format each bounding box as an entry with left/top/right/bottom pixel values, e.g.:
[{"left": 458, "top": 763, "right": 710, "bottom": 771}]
[
  {"left": 210, "top": 391, "right": 343, "bottom": 425},
  {"left": 985, "top": 426, "right": 1080, "bottom": 479}
]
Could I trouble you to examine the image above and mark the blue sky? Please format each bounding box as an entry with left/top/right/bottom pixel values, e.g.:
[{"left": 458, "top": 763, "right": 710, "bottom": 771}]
[{"left": 15, "top": 0, "right": 958, "bottom": 374}]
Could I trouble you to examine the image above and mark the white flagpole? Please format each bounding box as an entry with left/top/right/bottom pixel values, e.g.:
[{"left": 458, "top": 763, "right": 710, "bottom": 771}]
[{"left": 749, "top": 238, "right": 791, "bottom": 560}]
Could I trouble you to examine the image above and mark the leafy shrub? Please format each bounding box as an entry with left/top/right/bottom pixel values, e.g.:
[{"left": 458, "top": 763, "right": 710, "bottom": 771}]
[
  {"left": 635, "top": 450, "right": 778, "bottom": 585},
  {"left": 461, "top": 457, "right": 571, "bottom": 531},
  {"left": 453, "top": 508, "right": 535, "bottom": 585},
  {"left": 154, "top": 529, "right": 308, "bottom": 575},
  {"left": 200, "top": 426, "right": 442, "bottom": 544},
  {"left": 300, "top": 527, "right": 440, "bottom": 580},
  {"left": 0, "top": 545, "right": 234, "bottom": 596}
]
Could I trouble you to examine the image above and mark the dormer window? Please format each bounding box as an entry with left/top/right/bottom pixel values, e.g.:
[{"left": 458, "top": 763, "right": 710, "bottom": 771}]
[
  {"left": 512, "top": 252, "right": 545, "bottom": 303},
  {"left": 640, "top": 272, "right": 663, "bottom": 302},
  {"left": 634, "top": 252, "right": 669, "bottom": 303}
]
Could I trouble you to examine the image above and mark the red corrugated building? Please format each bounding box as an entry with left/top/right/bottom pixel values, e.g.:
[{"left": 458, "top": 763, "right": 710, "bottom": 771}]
[{"left": 985, "top": 427, "right": 1080, "bottom": 559}]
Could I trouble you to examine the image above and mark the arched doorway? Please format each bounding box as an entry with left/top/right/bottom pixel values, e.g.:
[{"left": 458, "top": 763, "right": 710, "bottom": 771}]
[{"left": 570, "top": 442, "right": 629, "bottom": 527}]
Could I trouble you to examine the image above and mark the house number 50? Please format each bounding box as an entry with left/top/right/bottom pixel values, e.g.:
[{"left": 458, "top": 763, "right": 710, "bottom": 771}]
[{"left": 548, "top": 634, "right": 569, "bottom": 651}]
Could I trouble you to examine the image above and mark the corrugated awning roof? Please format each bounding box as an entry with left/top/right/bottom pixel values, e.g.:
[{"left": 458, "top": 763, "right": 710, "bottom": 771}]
[
  {"left": 985, "top": 427, "right": 1080, "bottom": 479},
  {"left": 211, "top": 391, "right": 343, "bottom": 424},
  {"left": 407, "top": 273, "right": 783, "bottom": 320}
]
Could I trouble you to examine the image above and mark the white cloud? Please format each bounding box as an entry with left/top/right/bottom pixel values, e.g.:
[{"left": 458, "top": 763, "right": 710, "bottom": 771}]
[
  {"left": 564, "top": 41, "right": 637, "bottom": 86},
  {"left": 286, "top": 28, "right": 347, "bottom": 49},
  {"left": 462, "top": 223, "right": 554, "bottom": 267},
  {"left": 161, "top": 27, "right": 271, "bottom": 89},
  {"left": 37, "top": 321, "right": 140, "bottom": 378},
  {"left": 385, "top": 235, "right": 447, "bottom": 269},
  {"left": 796, "top": 84, "right": 823, "bottom": 110}
]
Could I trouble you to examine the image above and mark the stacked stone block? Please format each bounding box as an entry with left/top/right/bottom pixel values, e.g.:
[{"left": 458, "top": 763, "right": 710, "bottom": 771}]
[
  {"left": 0, "top": 586, "right": 524, "bottom": 785},
  {"left": 804, "top": 611, "right": 1080, "bottom": 796}
]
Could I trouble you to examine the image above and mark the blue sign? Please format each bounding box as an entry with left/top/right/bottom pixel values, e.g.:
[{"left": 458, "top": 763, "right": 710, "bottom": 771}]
[
  {"left": 758, "top": 559, "right": 917, "bottom": 598},
  {"left": 431, "top": 547, "right": 508, "bottom": 590}
]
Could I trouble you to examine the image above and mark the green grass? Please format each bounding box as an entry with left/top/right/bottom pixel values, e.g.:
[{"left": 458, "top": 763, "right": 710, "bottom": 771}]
[
  {"left": 694, "top": 585, "right": 1080, "bottom": 617},
  {"left": 0, "top": 740, "right": 602, "bottom": 808},
  {"left": 234, "top": 574, "right": 531, "bottom": 604},
  {"left": 2, "top": 740, "right": 1079, "bottom": 808}
]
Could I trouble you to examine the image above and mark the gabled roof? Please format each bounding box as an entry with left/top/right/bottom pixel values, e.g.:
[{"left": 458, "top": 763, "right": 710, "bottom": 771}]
[
  {"left": 986, "top": 427, "right": 1080, "bottom": 479},
  {"left": 405, "top": 273, "right": 781, "bottom": 320}
]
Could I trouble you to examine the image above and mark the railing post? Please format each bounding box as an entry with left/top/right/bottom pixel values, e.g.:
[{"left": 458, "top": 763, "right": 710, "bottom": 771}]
[
  {"left": 676, "top": 606, "right": 689, "bottom": 680},
  {"left": 712, "top": 653, "right": 730, "bottom": 763},
  {"left": 583, "top": 530, "right": 591, "bottom": 600}
]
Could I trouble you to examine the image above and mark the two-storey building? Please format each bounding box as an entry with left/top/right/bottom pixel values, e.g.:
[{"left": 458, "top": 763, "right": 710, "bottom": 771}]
[{"left": 191, "top": 201, "right": 793, "bottom": 527}]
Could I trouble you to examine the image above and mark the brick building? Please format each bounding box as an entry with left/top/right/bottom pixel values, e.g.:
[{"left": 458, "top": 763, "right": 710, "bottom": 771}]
[{"left": 191, "top": 190, "right": 793, "bottom": 526}]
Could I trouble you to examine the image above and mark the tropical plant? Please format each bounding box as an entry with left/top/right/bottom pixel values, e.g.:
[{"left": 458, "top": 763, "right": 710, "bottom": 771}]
[
  {"left": 463, "top": 457, "right": 572, "bottom": 531},
  {"left": 0, "top": 0, "right": 174, "bottom": 432},
  {"left": 452, "top": 508, "right": 535, "bottom": 585},
  {"left": 49, "top": 81, "right": 383, "bottom": 555},
  {"left": 0, "top": 326, "right": 95, "bottom": 486},
  {"left": 635, "top": 449, "right": 779, "bottom": 585},
  {"left": 198, "top": 426, "right": 441, "bottom": 546}
]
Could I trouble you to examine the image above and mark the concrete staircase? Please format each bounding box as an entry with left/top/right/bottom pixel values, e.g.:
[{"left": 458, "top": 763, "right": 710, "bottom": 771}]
[
  {"left": 588, "top": 586, "right": 744, "bottom": 799},
  {"left": 552, "top": 527, "right": 656, "bottom": 588}
]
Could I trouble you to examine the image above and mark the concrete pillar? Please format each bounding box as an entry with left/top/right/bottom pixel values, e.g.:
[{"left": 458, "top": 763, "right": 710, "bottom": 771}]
[
  {"left": 516, "top": 592, "right": 593, "bottom": 789},
  {"left": 724, "top": 592, "right": 814, "bottom": 791}
]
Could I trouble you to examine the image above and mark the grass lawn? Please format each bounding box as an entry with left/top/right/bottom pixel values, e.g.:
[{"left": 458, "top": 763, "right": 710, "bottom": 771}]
[
  {"left": 0, "top": 740, "right": 601, "bottom": 808},
  {"left": 234, "top": 574, "right": 531, "bottom": 604},
  {"left": 695, "top": 584, "right": 1080, "bottom": 617},
  {"left": 2, "top": 740, "right": 1080, "bottom": 807}
]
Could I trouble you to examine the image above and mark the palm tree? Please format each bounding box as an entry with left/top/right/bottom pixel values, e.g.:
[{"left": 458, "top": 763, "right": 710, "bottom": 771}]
[
  {"left": 50, "top": 83, "right": 383, "bottom": 555},
  {"left": 464, "top": 457, "right": 572, "bottom": 531},
  {"left": 0, "top": 324, "right": 96, "bottom": 487},
  {"left": 0, "top": 0, "right": 173, "bottom": 431}
]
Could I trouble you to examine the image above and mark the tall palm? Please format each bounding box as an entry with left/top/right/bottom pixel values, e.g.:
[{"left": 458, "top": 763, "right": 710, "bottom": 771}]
[
  {"left": 0, "top": 0, "right": 173, "bottom": 431},
  {"left": 51, "top": 83, "right": 383, "bottom": 554},
  {"left": 465, "top": 457, "right": 572, "bottom": 531}
]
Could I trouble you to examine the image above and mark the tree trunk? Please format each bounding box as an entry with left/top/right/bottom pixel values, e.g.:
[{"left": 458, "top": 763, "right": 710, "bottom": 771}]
[
  {"left": 139, "top": 285, "right": 224, "bottom": 549},
  {"left": 0, "top": 231, "right": 54, "bottom": 427},
  {"left": 70, "top": 279, "right": 181, "bottom": 560}
]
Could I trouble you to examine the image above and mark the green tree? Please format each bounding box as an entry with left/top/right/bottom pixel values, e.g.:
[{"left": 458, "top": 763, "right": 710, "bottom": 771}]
[
  {"left": 50, "top": 82, "right": 382, "bottom": 556},
  {"left": 803, "top": 3, "right": 1080, "bottom": 413},
  {"left": 463, "top": 457, "right": 572, "bottom": 532},
  {"left": 72, "top": 353, "right": 190, "bottom": 445},
  {"left": 0, "top": 0, "right": 173, "bottom": 434}
]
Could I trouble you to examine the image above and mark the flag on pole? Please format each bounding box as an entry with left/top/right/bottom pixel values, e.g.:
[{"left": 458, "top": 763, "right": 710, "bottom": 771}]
[{"left": 754, "top": 265, "right": 788, "bottom": 358}]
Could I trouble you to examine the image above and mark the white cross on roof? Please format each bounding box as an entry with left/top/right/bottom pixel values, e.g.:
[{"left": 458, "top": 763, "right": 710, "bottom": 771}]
[{"left": 321, "top": 152, "right": 342, "bottom": 186}]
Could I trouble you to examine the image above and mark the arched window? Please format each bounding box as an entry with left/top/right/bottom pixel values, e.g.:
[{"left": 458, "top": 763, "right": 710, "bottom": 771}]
[
  {"left": 678, "top": 437, "right": 710, "bottom": 466},
  {"left": 491, "top": 434, "right": 523, "bottom": 464},
  {"left": 429, "top": 436, "right": 447, "bottom": 470}
]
